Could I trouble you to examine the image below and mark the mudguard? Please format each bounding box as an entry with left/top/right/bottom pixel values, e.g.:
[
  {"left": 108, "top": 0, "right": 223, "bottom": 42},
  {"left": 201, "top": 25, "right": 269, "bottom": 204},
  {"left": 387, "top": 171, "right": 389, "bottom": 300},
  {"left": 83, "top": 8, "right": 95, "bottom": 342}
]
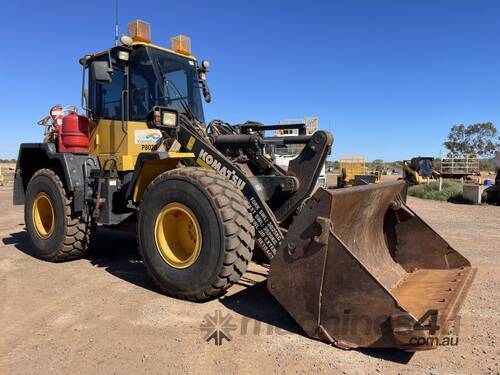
[{"left": 13, "top": 143, "right": 99, "bottom": 212}]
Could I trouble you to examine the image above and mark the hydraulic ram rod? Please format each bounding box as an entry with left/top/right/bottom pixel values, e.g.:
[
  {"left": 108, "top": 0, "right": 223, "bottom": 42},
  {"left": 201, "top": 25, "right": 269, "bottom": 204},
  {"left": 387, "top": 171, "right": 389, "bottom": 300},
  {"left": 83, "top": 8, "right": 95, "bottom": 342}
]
[
  {"left": 214, "top": 134, "right": 313, "bottom": 148},
  {"left": 261, "top": 135, "right": 313, "bottom": 145}
]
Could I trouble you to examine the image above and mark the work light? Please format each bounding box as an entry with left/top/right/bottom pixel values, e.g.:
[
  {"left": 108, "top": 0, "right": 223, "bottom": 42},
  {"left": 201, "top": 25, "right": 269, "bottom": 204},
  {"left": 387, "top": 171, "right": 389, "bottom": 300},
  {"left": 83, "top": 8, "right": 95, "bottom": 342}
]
[{"left": 149, "top": 107, "right": 179, "bottom": 129}]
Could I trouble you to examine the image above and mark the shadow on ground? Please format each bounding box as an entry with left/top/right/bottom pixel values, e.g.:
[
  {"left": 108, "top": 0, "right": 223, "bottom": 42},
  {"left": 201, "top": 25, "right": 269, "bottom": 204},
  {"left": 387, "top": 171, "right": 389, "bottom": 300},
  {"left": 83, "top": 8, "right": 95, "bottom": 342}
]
[
  {"left": 89, "top": 228, "right": 157, "bottom": 292},
  {"left": 221, "top": 281, "right": 414, "bottom": 364},
  {"left": 2, "top": 227, "right": 156, "bottom": 293},
  {"left": 221, "top": 280, "right": 303, "bottom": 336},
  {"left": 3, "top": 228, "right": 414, "bottom": 364},
  {"left": 2, "top": 230, "right": 32, "bottom": 255}
]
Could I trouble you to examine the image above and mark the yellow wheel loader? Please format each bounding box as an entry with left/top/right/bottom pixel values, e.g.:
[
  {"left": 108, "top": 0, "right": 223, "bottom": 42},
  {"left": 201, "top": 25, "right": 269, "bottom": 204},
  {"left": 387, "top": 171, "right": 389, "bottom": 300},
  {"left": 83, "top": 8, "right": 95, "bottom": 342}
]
[
  {"left": 403, "top": 157, "right": 441, "bottom": 185},
  {"left": 13, "top": 20, "right": 475, "bottom": 350}
]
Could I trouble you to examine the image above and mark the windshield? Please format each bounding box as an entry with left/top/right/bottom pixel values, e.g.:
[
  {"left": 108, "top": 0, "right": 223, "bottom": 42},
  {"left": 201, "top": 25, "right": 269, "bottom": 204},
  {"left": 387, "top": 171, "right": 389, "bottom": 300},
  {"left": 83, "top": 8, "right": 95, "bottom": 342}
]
[
  {"left": 129, "top": 46, "right": 204, "bottom": 122},
  {"left": 418, "top": 159, "right": 434, "bottom": 177}
]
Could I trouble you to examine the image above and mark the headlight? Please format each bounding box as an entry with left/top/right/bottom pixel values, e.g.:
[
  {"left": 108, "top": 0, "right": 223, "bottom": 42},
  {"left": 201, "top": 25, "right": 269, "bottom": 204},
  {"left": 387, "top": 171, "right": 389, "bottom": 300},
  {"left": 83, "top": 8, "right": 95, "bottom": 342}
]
[
  {"left": 162, "top": 111, "right": 177, "bottom": 127},
  {"left": 148, "top": 106, "right": 179, "bottom": 129}
]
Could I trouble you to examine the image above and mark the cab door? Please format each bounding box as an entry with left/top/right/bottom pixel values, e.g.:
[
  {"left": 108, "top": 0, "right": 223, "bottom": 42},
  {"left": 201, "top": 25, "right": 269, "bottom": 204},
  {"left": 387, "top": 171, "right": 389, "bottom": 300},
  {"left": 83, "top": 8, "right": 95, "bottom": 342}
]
[{"left": 87, "top": 51, "right": 128, "bottom": 168}]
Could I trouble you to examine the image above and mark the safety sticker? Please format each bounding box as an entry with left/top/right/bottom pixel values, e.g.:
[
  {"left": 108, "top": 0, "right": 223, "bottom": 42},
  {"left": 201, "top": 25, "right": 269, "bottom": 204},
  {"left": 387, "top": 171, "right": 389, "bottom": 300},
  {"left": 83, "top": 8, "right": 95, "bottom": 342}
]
[{"left": 134, "top": 129, "right": 162, "bottom": 145}]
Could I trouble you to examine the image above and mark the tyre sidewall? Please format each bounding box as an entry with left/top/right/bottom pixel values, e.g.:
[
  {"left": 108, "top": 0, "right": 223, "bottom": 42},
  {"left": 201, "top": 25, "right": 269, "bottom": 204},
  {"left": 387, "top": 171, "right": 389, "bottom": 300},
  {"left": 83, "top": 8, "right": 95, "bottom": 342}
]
[
  {"left": 25, "top": 172, "right": 67, "bottom": 259},
  {"left": 139, "top": 176, "right": 225, "bottom": 296}
]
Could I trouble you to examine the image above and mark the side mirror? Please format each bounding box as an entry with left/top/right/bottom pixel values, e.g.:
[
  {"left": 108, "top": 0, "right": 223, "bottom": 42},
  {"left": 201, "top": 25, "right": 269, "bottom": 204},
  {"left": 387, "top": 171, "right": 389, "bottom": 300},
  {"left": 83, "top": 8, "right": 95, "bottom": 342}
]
[
  {"left": 198, "top": 60, "right": 211, "bottom": 103},
  {"left": 202, "top": 83, "right": 211, "bottom": 103},
  {"left": 90, "top": 61, "right": 113, "bottom": 84}
]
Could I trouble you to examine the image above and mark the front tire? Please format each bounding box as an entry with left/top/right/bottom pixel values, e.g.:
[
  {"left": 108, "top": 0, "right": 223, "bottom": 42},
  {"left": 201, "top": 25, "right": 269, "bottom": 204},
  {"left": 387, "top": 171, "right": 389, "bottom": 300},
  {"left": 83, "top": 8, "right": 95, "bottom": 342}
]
[
  {"left": 137, "top": 167, "right": 255, "bottom": 301},
  {"left": 25, "top": 169, "right": 94, "bottom": 261}
]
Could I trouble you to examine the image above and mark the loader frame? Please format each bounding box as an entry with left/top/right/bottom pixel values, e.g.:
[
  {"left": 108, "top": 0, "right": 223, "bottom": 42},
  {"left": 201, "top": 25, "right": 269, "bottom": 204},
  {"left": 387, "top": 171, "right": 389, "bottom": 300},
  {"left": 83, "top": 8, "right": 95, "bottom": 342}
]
[
  {"left": 14, "top": 116, "right": 332, "bottom": 259},
  {"left": 15, "top": 41, "right": 332, "bottom": 258}
]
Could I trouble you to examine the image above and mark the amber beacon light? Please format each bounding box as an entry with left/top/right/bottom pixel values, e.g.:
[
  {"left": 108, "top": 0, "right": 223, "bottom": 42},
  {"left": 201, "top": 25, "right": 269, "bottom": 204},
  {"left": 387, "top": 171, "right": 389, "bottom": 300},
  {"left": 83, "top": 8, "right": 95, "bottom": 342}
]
[{"left": 127, "top": 20, "right": 152, "bottom": 43}]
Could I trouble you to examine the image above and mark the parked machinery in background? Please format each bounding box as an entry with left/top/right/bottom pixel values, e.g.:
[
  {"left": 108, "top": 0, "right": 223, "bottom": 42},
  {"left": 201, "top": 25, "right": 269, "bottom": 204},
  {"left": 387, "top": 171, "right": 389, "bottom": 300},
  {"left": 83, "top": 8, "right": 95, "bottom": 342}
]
[
  {"left": 337, "top": 156, "right": 381, "bottom": 187},
  {"left": 485, "top": 151, "right": 500, "bottom": 205},
  {"left": 403, "top": 156, "right": 440, "bottom": 185}
]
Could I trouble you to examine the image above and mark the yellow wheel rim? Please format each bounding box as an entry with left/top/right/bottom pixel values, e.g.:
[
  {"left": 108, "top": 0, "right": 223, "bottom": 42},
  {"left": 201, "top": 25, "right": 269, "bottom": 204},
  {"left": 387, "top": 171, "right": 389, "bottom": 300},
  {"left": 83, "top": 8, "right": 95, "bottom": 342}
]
[
  {"left": 32, "top": 192, "right": 55, "bottom": 239},
  {"left": 154, "top": 202, "right": 202, "bottom": 269}
]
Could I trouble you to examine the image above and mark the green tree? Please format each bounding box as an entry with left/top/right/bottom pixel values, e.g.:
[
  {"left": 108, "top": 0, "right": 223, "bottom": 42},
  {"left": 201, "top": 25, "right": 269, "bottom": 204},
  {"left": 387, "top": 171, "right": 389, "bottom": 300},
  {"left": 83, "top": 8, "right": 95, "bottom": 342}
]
[{"left": 444, "top": 122, "right": 499, "bottom": 157}]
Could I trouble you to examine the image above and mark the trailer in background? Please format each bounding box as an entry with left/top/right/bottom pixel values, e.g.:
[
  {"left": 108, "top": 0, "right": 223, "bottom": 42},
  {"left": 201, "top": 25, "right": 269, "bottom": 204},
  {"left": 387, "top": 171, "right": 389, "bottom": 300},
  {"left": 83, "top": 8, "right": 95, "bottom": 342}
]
[{"left": 439, "top": 157, "right": 480, "bottom": 179}]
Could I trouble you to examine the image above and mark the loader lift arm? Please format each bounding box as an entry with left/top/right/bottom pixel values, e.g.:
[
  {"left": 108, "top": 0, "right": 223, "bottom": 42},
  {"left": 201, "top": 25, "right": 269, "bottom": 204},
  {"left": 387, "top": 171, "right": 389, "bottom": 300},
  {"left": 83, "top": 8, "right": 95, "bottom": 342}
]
[{"left": 170, "top": 115, "right": 332, "bottom": 260}]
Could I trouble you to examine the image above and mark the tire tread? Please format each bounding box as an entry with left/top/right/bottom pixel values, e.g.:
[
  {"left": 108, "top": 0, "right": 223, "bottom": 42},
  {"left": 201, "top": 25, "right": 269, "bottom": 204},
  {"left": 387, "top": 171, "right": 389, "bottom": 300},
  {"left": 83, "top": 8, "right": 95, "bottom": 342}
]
[
  {"left": 138, "top": 167, "right": 255, "bottom": 301},
  {"left": 28, "top": 169, "right": 94, "bottom": 261}
]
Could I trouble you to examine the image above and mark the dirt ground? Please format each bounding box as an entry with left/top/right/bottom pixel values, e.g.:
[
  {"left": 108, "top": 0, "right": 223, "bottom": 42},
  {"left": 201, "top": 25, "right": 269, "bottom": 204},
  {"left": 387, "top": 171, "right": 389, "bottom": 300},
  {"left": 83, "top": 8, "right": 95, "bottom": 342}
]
[{"left": 0, "top": 185, "right": 499, "bottom": 374}]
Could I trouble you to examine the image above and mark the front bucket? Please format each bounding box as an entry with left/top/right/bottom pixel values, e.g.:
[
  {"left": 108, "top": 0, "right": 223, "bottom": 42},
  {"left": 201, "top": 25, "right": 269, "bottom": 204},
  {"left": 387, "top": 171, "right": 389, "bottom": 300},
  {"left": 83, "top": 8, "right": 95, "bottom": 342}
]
[{"left": 268, "top": 181, "right": 476, "bottom": 350}]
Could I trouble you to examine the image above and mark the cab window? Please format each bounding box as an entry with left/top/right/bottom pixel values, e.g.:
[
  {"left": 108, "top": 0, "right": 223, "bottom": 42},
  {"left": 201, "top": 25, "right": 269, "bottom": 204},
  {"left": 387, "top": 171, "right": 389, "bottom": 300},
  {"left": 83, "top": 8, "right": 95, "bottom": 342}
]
[{"left": 89, "top": 52, "right": 125, "bottom": 120}]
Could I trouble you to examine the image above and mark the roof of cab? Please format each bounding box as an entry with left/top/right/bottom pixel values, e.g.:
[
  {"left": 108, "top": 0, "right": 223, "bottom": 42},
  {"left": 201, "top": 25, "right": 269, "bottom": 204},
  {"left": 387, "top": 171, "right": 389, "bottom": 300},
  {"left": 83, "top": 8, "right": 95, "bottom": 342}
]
[{"left": 88, "top": 41, "right": 197, "bottom": 61}]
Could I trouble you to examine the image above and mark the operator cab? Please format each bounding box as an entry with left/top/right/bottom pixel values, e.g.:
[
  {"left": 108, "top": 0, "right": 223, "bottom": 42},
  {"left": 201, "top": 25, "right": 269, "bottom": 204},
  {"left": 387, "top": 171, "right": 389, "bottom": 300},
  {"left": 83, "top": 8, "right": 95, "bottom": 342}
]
[
  {"left": 78, "top": 20, "right": 211, "bottom": 170},
  {"left": 85, "top": 45, "right": 206, "bottom": 124},
  {"left": 81, "top": 20, "right": 210, "bottom": 125}
]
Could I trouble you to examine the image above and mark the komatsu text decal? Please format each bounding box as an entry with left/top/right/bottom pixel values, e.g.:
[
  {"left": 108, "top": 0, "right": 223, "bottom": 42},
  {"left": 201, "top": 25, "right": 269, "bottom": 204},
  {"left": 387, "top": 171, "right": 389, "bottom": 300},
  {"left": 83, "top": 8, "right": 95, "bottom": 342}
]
[
  {"left": 178, "top": 125, "right": 283, "bottom": 259},
  {"left": 196, "top": 148, "right": 246, "bottom": 190}
]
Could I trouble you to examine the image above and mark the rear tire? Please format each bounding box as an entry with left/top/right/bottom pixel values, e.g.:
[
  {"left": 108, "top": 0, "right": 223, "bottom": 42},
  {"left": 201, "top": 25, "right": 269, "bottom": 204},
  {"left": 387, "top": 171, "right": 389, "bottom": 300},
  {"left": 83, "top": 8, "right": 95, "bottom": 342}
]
[
  {"left": 25, "top": 169, "right": 94, "bottom": 261},
  {"left": 137, "top": 167, "right": 255, "bottom": 301}
]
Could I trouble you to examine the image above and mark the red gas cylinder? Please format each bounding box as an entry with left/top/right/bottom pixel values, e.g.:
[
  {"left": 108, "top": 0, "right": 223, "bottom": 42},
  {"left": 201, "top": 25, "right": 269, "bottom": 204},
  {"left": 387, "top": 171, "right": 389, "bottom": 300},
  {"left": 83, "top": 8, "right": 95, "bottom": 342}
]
[{"left": 58, "top": 113, "right": 89, "bottom": 154}]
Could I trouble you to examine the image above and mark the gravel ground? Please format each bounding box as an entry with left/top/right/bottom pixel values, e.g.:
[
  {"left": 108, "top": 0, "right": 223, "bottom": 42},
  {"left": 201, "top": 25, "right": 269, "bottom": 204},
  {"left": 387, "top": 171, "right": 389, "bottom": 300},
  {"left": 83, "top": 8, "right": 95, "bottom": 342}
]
[{"left": 0, "top": 187, "right": 498, "bottom": 374}]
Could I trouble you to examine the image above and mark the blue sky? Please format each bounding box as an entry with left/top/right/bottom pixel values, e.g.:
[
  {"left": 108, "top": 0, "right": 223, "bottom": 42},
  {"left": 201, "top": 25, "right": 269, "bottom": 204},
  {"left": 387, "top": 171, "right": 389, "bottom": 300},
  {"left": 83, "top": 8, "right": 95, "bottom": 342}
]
[{"left": 0, "top": 0, "right": 499, "bottom": 161}]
